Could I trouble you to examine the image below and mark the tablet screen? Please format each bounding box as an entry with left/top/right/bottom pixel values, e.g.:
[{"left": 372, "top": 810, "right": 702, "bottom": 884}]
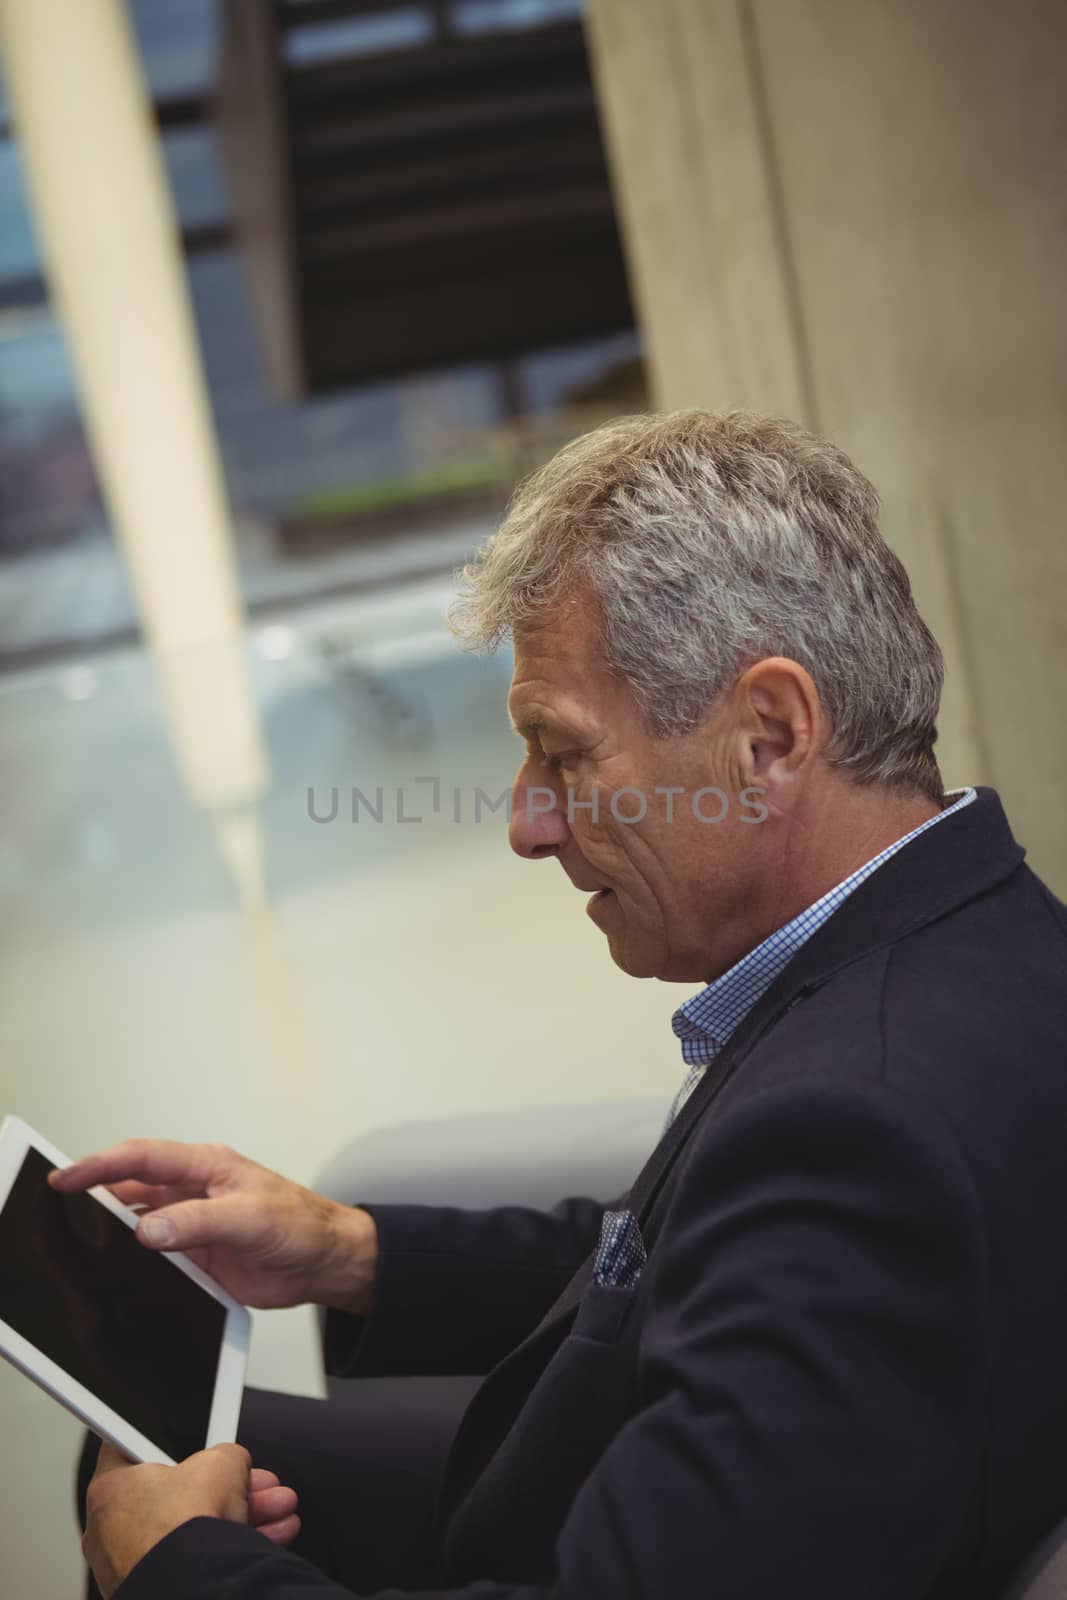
[{"left": 0, "top": 1148, "right": 226, "bottom": 1461}]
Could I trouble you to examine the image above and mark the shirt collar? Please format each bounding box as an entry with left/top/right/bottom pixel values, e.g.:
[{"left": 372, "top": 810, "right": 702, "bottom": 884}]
[{"left": 671, "top": 788, "right": 977, "bottom": 1067}]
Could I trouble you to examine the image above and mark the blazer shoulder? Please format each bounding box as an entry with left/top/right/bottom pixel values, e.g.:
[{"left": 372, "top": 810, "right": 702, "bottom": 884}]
[
  {"left": 708, "top": 857, "right": 1067, "bottom": 1152},
  {"left": 1032, "top": 868, "right": 1067, "bottom": 942},
  {"left": 879, "top": 865, "right": 1067, "bottom": 1068},
  {"left": 744, "top": 944, "right": 893, "bottom": 1094}
]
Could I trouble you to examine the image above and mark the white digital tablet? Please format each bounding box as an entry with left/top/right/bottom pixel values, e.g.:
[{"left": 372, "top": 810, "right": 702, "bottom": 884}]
[{"left": 0, "top": 1114, "right": 250, "bottom": 1466}]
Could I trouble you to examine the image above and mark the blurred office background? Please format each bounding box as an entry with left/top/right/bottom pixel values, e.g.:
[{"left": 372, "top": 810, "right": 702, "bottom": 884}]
[{"left": 0, "top": 1, "right": 1064, "bottom": 1593}]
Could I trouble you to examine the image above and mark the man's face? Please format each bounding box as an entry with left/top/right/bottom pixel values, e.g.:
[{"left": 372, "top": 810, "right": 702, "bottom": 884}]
[{"left": 506, "top": 593, "right": 770, "bottom": 983}]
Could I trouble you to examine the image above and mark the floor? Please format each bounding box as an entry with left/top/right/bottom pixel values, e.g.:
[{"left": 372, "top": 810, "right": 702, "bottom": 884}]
[{"left": 0, "top": 571, "right": 678, "bottom": 1596}]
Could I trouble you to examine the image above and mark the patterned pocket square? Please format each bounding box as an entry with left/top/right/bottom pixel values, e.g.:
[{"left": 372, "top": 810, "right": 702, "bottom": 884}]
[{"left": 593, "top": 1209, "right": 647, "bottom": 1290}]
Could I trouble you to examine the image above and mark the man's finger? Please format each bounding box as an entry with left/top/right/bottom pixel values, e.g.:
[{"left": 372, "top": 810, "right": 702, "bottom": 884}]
[
  {"left": 249, "top": 1485, "right": 299, "bottom": 1526},
  {"left": 257, "top": 1513, "right": 301, "bottom": 1547},
  {"left": 49, "top": 1139, "right": 229, "bottom": 1195},
  {"left": 249, "top": 1468, "right": 280, "bottom": 1493},
  {"left": 107, "top": 1180, "right": 191, "bottom": 1211}
]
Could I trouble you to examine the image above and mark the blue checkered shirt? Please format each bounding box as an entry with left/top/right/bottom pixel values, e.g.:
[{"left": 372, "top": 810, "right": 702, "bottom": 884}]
[{"left": 665, "top": 788, "right": 977, "bottom": 1126}]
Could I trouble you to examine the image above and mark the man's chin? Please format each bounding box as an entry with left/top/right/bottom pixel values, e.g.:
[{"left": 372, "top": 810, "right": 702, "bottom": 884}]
[
  {"left": 588, "top": 898, "right": 708, "bottom": 982},
  {"left": 606, "top": 945, "right": 660, "bottom": 978},
  {"left": 588, "top": 908, "right": 681, "bottom": 979},
  {"left": 590, "top": 902, "right": 661, "bottom": 979},
  {"left": 587, "top": 888, "right": 674, "bottom": 976}
]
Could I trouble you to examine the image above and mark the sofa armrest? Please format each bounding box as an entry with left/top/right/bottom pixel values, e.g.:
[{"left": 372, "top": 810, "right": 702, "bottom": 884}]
[
  {"left": 312, "top": 1097, "right": 667, "bottom": 1391},
  {"left": 314, "top": 1098, "right": 667, "bottom": 1213}
]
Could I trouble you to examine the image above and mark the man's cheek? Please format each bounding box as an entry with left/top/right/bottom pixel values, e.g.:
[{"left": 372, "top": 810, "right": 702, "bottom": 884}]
[{"left": 566, "top": 799, "right": 612, "bottom": 857}]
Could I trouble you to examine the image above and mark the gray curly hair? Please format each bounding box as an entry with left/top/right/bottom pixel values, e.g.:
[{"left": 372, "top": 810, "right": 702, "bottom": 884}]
[{"left": 450, "top": 408, "right": 944, "bottom": 801}]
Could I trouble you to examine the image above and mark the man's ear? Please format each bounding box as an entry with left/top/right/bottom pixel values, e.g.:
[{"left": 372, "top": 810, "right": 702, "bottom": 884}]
[{"left": 733, "top": 657, "right": 826, "bottom": 793}]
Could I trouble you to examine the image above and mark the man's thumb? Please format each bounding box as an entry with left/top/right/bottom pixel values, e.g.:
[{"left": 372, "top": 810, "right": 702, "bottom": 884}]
[
  {"left": 203, "top": 1444, "right": 253, "bottom": 1522},
  {"left": 94, "top": 1440, "right": 136, "bottom": 1477},
  {"left": 137, "top": 1214, "right": 176, "bottom": 1248},
  {"left": 136, "top": 1195, "right": 257, "bottom": 1255}
]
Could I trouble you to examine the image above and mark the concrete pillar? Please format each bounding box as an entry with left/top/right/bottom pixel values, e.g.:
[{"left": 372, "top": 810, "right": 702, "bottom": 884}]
[
  {"left": 585, "top": 0, "right": 1067, "bottom": 890},
  {"left": 585, "top": 0, "right": 812, "bottom": 421},
  {"left": 0, "top": 0, "right": 268, "bottom": 892}
]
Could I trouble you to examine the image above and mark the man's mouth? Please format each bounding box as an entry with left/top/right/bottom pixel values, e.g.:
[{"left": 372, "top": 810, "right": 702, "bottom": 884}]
[{"left": 563, "top": 863, "right": 611, "bottom": 896}]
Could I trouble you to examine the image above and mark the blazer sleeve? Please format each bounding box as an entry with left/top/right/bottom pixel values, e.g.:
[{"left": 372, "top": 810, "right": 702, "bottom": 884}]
[
  {"left": 115, "top": 1079, "right": 990, "bottom": 1599},
  {"left": 324, "top": 1196, "right": 607, "bottom": 1379}
]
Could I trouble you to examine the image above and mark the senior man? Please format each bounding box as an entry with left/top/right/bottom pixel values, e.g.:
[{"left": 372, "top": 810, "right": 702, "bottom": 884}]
[{"left": 58, "top": 410, "right": 1067, "bottom": 1599}]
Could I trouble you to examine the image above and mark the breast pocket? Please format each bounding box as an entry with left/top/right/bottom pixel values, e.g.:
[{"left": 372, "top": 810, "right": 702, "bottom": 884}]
[
  {"left": 445, "top": 1274, "right": 643, "bottom": 1580},
  {"left": 571, "top": 1279, "right": 642, "bottom": 1345}
]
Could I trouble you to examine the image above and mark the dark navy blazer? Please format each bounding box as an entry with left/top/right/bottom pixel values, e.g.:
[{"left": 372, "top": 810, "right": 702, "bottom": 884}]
[{"left": 118, "top": 788, "right": 1067, "bottom": 1598}]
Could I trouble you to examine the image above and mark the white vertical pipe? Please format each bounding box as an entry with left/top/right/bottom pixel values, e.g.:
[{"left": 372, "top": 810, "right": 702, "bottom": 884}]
[{"left": 0, "top": 0, "right": 267, "bottom": 818}]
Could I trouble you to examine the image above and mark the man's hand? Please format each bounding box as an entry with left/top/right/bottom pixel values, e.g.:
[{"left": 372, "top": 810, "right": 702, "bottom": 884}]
[
  {"left": 84, "top": 1442, "right": 301, "bottom": 1599},
  {"left": 49, "top": 1140, "right": 379, "bottom": 1316}
]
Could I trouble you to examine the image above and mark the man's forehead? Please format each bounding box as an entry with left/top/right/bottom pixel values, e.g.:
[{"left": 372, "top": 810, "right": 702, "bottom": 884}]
[
  {"left": 511, "top": 608, "right": 603, "bottom": 683},
  {"left": 507, "top": 599, "right": 624, "bottom": 735},
  {"left": 507, "top": 664, "right": 621, "bottom": 744}
]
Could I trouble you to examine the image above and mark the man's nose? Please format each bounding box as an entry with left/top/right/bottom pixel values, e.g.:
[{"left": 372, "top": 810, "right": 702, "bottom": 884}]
[{"left": 509, "top": 773, "right": 571, "bottom": 859}]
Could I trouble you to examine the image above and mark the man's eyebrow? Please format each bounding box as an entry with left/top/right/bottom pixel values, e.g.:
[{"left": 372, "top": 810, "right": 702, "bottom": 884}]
[{"left": 510, "top": 713, "right": 546, "bottom": 740}]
